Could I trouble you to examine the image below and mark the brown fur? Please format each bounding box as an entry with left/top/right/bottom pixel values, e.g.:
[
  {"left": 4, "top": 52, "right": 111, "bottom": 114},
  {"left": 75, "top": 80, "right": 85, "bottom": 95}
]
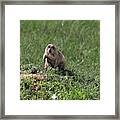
[{"left": 43, "top": 44, "right": 65, "bottom": 70}]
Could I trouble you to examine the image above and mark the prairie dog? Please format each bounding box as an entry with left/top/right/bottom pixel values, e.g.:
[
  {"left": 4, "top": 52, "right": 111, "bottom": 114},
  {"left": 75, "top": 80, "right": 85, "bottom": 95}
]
[{"left": 43, "top": 44, "right": 65, "bottom": 70}]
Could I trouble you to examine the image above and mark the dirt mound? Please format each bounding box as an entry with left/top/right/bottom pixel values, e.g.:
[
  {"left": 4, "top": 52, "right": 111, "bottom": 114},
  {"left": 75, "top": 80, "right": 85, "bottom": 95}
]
[{"left": 20, "top": 71, "right": 47, "bottom": 81}]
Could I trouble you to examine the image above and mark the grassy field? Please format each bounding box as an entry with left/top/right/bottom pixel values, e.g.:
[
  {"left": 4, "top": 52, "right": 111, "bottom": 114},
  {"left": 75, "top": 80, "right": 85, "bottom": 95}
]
[{"left": 20, "top": 20, "right": 100, "bottom": 100}]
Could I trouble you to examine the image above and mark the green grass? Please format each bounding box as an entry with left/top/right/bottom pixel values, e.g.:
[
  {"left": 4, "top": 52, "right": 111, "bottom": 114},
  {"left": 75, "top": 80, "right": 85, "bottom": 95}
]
[{"left": 20, "top": 20, "right": 100, "bottom": 100}]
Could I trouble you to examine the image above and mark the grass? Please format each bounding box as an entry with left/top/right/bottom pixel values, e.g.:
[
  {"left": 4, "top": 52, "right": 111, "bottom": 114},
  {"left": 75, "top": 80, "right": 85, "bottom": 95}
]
[{"left": 20, "top": 20, "right": 100, "bottom": 100}]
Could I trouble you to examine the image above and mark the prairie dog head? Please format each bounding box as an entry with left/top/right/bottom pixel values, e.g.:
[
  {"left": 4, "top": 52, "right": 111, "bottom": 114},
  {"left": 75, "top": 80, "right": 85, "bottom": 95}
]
[{"left": 45, "top": 44, "right": 57, "bottom": 57}]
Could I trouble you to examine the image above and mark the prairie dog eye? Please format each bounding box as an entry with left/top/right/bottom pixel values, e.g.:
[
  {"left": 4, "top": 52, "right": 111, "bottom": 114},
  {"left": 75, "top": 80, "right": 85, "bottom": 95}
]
[{"left": 47, "top": 45, "right": 50, "bottom": 48}]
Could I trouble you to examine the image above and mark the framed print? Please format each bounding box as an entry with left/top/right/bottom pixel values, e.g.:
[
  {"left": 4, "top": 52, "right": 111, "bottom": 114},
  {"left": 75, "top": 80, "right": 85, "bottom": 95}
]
[{"left": 0, "top": 0, "right": 120, "bottom": 119}]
